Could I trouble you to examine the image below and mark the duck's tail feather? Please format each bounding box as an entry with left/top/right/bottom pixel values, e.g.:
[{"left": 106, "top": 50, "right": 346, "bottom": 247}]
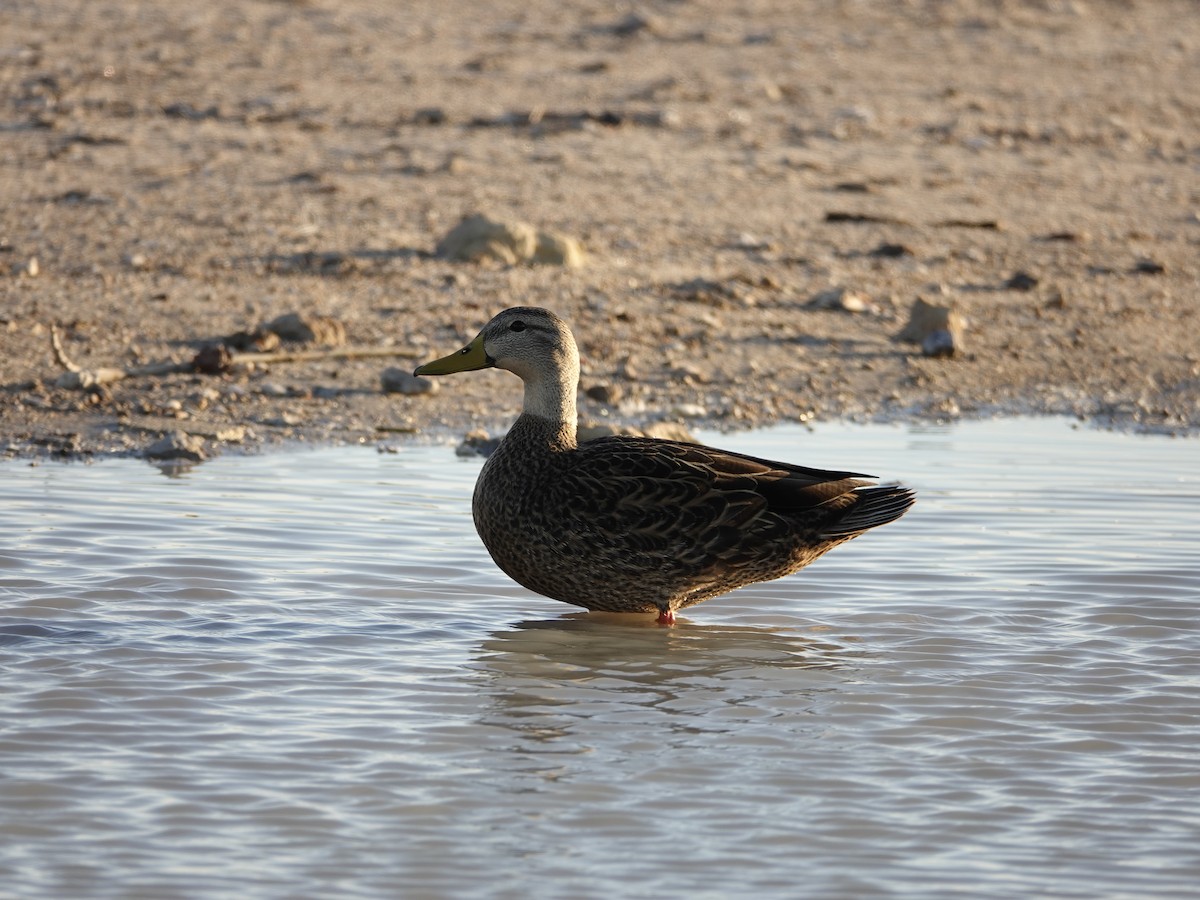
[{"left": 822, "top": 485, "right": 915, "bottom": 538}]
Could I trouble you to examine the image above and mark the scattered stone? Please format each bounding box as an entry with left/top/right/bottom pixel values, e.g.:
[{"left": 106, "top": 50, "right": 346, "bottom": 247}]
[
  {"left": 933, "top": 218, "right": 1001, "bottom": 230},
  {"left": 1044, "top": 289, "right": 1068, "bottom": 310},
  {"left": 381, "top": 368, "right": 438, "bottom": 396},
  {"left": 897, "top": 296, "right": 967, "bottom": 358},
  {"left": 533, "top": 229, "right": 587, "bottom": 267},
  {"left": 266, "top": 312, "right": 346, "bottom": 346},
  {"left": 1004, "top": 270, "right": 1039, "bottom": 291},
  {"left": 577, "top": 420, "right": 698, "bottom": 443},
  {"left": 412, "top": 107, "right": 447, "bottom": 125},
  {"left": 870, "top": 242, "right": 913, "bottom": 258},
  {"left": 672, "top": 402, "right": 707, "bottom": 419},
  {"left": 192, "top": 344, "right": 232, "bottom": 374},
  {"left": 670, "top": 277, "right": 742, "bottom": 307},
  {"left": 224, "top": 327, "right": 281, "bottom": 352},
  {"left": 824, "top": 211, "right": 907, "bottom": 225},
  {"left": 731, "top": 232, "right": 772, "bottom": 251},
  {"left": 921, "top": 329, "right": 958, "bottom": 359},
  {"left": 640, "top": 421, "right": 698, "bottom": 443},
  {"left": 584, "top": 383, "right": 624, "bottom": 405},
  {"left": 435, "top": 214, "right": 585, "bottom": 267},
  {"left": 263, "top": 412, "right": 303, "bottom": 427},
  {"left": 807, "top": 286, "right": 874, "bottom": 313},
  {"left": 456, "top": 429, "right": 501, "bottom": 457},
  {"left": 1132, "top": 258, "right": 1166, "bottom": 275},
  {"left": 577, "top": 421, "right": 627, "bottom": 442},
  {"left": 144, "top": 430, "right": 207, "bottom": 463},
  {"left": 214, "top": 426, "right": 246, "bottom": 443},
  {"left": 607, "top": 12, "right": 661, "bottom": 37}
]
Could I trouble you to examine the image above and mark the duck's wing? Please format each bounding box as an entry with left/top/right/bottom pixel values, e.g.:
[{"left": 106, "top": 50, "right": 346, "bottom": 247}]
[{"left": 553, "top": 436, "right": 901, "bottom": 575}]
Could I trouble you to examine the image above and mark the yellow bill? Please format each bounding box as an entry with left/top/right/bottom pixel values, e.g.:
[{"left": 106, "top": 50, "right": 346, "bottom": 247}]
[{"left": 413, "top": 334, "right": 493, "bottom": 376}]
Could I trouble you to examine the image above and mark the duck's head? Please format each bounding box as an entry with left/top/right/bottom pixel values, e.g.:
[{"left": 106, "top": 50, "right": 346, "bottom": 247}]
[{"left": 414, "top": 307, "right": 579, "bottom": 386}]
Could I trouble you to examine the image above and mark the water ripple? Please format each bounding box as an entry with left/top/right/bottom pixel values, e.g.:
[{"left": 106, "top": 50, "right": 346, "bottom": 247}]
[{"left": 1, "top": 421, "right": 1198, "bottom": 899}]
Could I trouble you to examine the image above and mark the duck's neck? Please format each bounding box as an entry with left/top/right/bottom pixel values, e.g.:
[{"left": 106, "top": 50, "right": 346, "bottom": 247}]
[
  {"left": 517, "top": 364, "right": 577, "bottom": 451},
  {"left": 520, "top": 376, "right": 580, "bottom": 451}
]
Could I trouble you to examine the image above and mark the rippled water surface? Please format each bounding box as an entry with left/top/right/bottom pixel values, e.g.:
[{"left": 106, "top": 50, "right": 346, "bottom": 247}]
[{"left": 2, "top": 418, "right": 1198, "bottom": 899}]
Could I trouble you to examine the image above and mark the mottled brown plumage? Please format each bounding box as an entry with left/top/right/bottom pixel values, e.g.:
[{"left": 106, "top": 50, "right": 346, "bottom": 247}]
[{"left": 415, "top": 307, "right": 914, "bottom": 621}]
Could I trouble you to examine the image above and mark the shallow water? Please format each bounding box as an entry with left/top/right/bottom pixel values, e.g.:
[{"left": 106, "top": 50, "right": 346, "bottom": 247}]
[{"left": 2, "top": 418, "right": 1198, "bottom": 899}]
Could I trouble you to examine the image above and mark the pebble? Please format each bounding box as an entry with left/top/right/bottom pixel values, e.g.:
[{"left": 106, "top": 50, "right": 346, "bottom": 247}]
[
  {"left": 577, "top": 420, "right": 698, "bottom": 443},
  {"left": 213, "top": 426, "right": 246, "bottom": 443},
  {"left": 807, "top": 286, "right": 874, "bottom": 313},
  {"left": 192, "top": 344, "right": 232, "bottom": 374},
  {"left": 381, "top": 368, "right": 438, "bottom": 396},
  {"left": 456, "top": 429, "right": 501, "bottom": 457},
  {"left": 584, "top": 383, "right": 624, "bottom": 405},
  {"left": 435, "top": 214, "right": 585, "bottom": 267},
  {"left": 897, "top": 296, "right": 967, "bottom": 357},
  {"left": 1004, "top": 271, "right": 1039, "bottom": 291},
  {"left": 264, "top": 412, "right": 303, "bottom": 427},
  {"left": 1132, "top": 258, "right": 1166, "bottom": 275},
  {"left": 144, "top": 430, "right": 207, "bottom": 463},
  {"left": 266, "top": 312, "right": 346, "bottom": 346}
]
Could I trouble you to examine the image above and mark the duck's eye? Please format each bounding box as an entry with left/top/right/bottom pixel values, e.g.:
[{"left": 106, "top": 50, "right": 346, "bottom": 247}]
[{"left": 509, "top": 321, "right": 527, "bottom": 332}]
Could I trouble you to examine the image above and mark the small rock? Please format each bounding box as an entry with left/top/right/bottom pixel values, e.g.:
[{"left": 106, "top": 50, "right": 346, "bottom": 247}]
[
  {"left": 266, "top": 312, "right": 346, "bottom": 346},
  {"left": 641, "top": 421, "right": 698, "bottom": 443},
  {"left": 435, "top": 214, "right": 585, "bottom": 267},
  {"left": 192, "top": 344, "right": 232, "bottom": 374},
  {"left": 577, "top": 421, "right": 626, "bottom": 442},
  {"left": 533, "top": 230, "right": 587, "bottom": 267},
  {"left": 381, "top": 368, "right": 438, "bottom": 396},
  {"left": 124, "top": 252, "right": 150, "bottom": 270},
  {"left": 577, "top": 420, "right": 699, "bottom": 444},
  {"left": 224, "top": 328, "right": 280, "bottom": 352},
  {"left": 1004, "top": 271, "right": 1039, "bottom": 291},
  {"left": 412, "top": 107, "right": 447, "bottom": 125},
  {"left": 584, "top": 383, "right": 624, "bottom": 405},
  {"left": 922, "top": 329, "right": 958, "bottom": 358},
  {"left": 672, "top": 403, "right": 707, "bottom": 419},
  {"left": 897, "top": 296, "right": 967, "bottom": 357},
  {"left": 264, "top": 412, "right": 303, "bottom": 427},
  {"left": 26, "top": 257, "right": 39, "bottom": 277},
  {"left": 144, "top": 430, "right": 207, "bottom": 463},
  {"left": 1044, "top": 289, "right": 1068, "bottom": 310},
  {"left": 608, "top": 11, "right": 660, "bottom": 36},
  {"left": 870, "top": 242, "right": 912, "bottom": 258},
  {"left": 807, "top": 286, "right": 874, "bottom": 313},
  {"left": 456, "top": 429, "right": 500, "bottom": 457},
  {"left": 732, "top": 232, "right": 772, "bottom": 251},
  {"left": 214, "top": 426, "right": 246, "bottom": 443}
]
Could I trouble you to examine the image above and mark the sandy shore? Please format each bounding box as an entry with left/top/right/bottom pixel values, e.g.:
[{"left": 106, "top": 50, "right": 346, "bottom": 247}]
[{"left": 2, "top": 0, "right": 1197, "bottom": 461}]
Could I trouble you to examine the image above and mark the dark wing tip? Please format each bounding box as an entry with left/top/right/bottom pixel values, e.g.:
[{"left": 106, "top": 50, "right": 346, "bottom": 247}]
[{"left": 821, "top": 485, "right": 916, "bottom": 538}]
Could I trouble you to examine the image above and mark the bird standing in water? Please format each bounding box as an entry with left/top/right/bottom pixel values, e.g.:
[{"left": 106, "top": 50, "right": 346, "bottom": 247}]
[{"left": 415, "top": 307, "right": 914, "bottom": 624}]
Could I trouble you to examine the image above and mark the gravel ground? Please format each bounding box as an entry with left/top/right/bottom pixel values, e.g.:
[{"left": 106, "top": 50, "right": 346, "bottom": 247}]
[{"left": 2, "top": 0, "right": 1197, "bottom": 462}]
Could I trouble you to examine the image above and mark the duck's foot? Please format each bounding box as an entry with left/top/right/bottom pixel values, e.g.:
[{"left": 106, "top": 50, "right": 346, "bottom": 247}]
[{"left": 656, "top": 609, "right": 676, "bottom": 626}]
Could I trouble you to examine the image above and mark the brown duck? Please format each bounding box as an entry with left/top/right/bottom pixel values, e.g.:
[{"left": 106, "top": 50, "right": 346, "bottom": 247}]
[{"left": 415, "top": 307, "right": 914, "bottom": 624}]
